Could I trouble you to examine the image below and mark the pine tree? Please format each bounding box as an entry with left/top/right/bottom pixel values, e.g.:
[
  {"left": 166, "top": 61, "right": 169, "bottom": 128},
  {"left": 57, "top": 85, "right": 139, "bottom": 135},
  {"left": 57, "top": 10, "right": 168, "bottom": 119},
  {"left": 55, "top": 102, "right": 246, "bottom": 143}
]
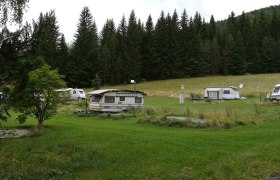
[
  {"left": 208, "top": 15, "right": 216, "bottom": 41},
  {"left": 178, "top": 9, "right": 192, "bottom": 77},
  {"left": 227, "top": 12, "right": 237, "bottom": 35},
  {"left": 32, "top": 10, "right": 60, "bottom": 68},
  {"left": 69, "top": 6, "right": 99, "bottom": 87},
  {"left": 261, "top": 36, "right": 278, "bottom": 73},
  {"left": 141, "top": 15, "right": 159, "bottom": 80},
  {"left": 99, "top": 19, "right": 118, "bottom": 85},
  {"left": 123, "top": 10, "right": 143, "bottom": 82},
  {"left": 57, "top": 34, "right": 69, "bottom": 77},
  {"left": 270, "top": 10, "right": 280, "bottom": 40},
  {"left": 116, "top": 15, "right": 128, "bottom": 84},
  {"left": 154, "top": 11, "right": 168, "bottom": 79},
  {"left": 188, "top": 17, "right": 202, "bottom": 77}
]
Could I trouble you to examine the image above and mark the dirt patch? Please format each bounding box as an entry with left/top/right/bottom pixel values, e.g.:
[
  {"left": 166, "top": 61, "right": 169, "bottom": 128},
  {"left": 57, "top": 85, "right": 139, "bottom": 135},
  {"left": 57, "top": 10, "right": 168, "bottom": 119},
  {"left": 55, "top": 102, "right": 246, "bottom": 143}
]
[
  {"left": 0, "top": 129, "right": 33, "bottom": 139},
  {"left": 267, "top": 173, "right": 280, "bottom": 180},
  {"left": 166, "top": 116, "right": 207, "bottom": 123}
]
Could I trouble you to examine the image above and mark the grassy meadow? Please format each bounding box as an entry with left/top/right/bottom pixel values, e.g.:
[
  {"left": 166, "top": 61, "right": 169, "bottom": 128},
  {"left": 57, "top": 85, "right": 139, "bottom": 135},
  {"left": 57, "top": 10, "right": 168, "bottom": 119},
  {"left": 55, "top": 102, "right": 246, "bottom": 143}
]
[
  {"left": 1, "top": 74, "right": 280, "bottom": 179},
  {"left": 103, "top": 73, "right": 280, "bottom": 97}
]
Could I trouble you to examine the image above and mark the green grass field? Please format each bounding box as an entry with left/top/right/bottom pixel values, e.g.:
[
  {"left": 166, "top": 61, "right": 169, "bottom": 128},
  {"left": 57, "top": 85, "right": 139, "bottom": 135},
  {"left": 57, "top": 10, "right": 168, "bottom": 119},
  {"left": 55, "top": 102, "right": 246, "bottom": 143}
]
[
  {"left": 1, "top": 74, "right": 280, "bottom": 179},
  {"left": 103, "top": 73, "right": 280, "bottom": 97}
]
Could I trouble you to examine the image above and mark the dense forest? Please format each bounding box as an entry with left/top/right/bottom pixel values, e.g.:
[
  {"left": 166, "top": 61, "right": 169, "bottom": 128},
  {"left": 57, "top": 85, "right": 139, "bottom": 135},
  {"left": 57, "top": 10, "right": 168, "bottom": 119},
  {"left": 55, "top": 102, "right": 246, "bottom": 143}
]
[{"left": 1, "top": 5, "right": 280, "bottom": 87}]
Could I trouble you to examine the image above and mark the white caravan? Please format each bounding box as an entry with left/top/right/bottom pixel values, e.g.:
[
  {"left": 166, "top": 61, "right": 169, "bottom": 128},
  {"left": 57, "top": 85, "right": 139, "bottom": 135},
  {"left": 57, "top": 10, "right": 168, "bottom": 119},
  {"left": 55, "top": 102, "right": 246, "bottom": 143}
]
[
  {"left": 204, "top": 86, "right": 240, "bottom": 100},
  {"left": 55, "top": 88, "right": 86, "bottom": 101},
  {"left": 87, "top": 89, "right": 146, "bottom": 112},
  {"left": 269, "top": 84, "right": 280, "bottom": 101}
]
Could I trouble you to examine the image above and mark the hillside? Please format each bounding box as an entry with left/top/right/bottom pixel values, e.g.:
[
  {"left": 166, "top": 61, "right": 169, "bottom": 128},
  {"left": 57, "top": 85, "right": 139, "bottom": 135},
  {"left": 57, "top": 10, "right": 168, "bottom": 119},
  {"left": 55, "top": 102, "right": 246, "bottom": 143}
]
[{"left": 104, "top": 73, "right": 280, "bottom": 97}]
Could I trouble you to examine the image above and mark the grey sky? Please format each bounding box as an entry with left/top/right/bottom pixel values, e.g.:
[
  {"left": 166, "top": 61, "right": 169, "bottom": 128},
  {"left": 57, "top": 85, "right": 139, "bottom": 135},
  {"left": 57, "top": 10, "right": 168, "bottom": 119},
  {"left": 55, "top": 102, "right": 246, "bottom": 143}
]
[{"left": 20, "top": 0, "right": 280, "bottom": 43}]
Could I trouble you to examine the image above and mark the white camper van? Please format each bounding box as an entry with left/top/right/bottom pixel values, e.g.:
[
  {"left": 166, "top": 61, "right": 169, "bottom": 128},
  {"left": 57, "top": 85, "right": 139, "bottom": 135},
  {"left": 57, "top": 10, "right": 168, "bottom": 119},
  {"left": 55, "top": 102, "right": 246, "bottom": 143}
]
[
  {"left": 269, "top": 84, "right": 280, "bottom": 101},
  {"left": 204, "top": 86, "right": 240, "bottom": 100},
  {"left": 55, "top": 88, "right": 86, "bottom": 101},
  {"left": 87, "top": 89, "right": 146, "bottom": 112}
]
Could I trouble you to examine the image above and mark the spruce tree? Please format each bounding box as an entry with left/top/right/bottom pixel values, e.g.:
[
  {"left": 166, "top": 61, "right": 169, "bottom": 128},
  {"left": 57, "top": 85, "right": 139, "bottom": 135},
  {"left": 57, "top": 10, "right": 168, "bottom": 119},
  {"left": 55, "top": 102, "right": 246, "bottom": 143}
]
[
  {"left": 141, "top": 15, "right": 159, "bottom": 80},
  {"left": 123, "top": 10, "right": 143, "bottom": 82},
  {"left": 178, "top": 9, "right": 192, "bottom": 77},
  {"left": 116, "top": 15, "right": 128, "bottom": 84},
  {"left": 208, "top": 15, "right": 216, "bottom": 41},
  {"left": 32, "top": 10, "right": 60, "bottom": 68},
  {"left": 99, "top": 19, "right": 118, "bottom": 85},
  {"left": 57, "top": 34, "right": 69, "bottom": 77},
  {"left": 69, "top": 6, "right": 99, "bottom": 87},
  {"left": 154, "top": 11, "right": 168, "bottom": 79}
]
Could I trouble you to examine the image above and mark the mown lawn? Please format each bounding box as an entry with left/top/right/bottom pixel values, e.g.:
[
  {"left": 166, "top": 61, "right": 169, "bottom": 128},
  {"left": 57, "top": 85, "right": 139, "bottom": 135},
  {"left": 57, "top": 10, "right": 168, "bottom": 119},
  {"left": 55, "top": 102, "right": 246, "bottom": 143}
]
[{"left": 1, "top": 96, "right": 280, "bottom": 179}]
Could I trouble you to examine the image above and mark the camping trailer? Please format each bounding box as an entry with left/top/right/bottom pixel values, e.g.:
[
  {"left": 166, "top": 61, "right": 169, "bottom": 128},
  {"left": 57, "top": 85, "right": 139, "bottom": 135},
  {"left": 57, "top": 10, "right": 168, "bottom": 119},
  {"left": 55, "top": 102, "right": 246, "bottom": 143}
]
[
  {"left": 269, "top": 84, "right": 280, "bottom": 101},
  {"left": 87, "top": 89, "right": 146, "bottom": 112},
  {"left": 204, "top": 86, "right": 240, "bottom": 100},
  {"left": 55, "top": 88, "right": 86, "bottom": 101}
]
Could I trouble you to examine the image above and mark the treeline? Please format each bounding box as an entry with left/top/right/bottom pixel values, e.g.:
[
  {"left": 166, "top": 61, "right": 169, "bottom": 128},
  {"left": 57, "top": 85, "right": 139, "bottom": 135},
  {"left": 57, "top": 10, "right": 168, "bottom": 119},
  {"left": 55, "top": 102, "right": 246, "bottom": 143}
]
[{"left": 1, "top": 5, "right": 280, "bottom": 87}]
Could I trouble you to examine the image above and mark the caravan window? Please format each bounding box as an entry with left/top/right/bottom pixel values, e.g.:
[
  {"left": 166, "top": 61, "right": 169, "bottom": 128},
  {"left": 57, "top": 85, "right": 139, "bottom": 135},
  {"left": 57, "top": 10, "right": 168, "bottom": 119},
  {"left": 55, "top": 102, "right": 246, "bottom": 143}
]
[
  {"left": 91, "top": 96, "right": 101, "bottom": 102},
  {"left": 105, "top": 96, "right": 115, "bottom": 103},
  {"left": 273, "top": 87, "right": 280, "bottom": 93},
  {"left": 224, "top": 90, "right": 230, "bottom": 94},
  {"left": 79, "top": 91, "right": 84, "bottom": 94},
  {"left": 120, "top": 96, "right": 125, "bottom": 101},
  {"left": 135, "top": 97, "right": 142, "bottom": 103},
  {"left": 73, "top": 90, "right": 76, "bottom": 94}
]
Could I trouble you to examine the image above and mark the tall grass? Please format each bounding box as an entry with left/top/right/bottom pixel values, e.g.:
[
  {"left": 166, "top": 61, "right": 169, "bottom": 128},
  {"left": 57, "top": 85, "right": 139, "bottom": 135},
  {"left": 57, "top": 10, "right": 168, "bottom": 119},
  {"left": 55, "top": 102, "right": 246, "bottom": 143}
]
[{"left": 136, "top": 96, "right": 277, "bottom": 128}]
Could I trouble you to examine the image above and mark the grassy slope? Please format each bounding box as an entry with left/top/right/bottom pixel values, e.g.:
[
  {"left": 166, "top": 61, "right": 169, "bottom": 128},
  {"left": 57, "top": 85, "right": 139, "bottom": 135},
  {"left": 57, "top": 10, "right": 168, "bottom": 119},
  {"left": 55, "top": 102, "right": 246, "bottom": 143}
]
[
  {"left": 103, "top": 73, "right": 280, "bottom": 97},
  {"left": 1, "top": 74, "right": 280, "bottom": 179}
]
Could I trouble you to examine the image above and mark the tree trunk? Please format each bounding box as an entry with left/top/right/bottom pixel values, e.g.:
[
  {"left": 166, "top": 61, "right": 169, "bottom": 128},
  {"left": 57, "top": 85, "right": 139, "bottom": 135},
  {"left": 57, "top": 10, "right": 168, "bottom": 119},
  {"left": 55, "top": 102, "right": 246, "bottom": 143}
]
[{"left": 38, "top": 120, "right": 44, "bottom": 129}]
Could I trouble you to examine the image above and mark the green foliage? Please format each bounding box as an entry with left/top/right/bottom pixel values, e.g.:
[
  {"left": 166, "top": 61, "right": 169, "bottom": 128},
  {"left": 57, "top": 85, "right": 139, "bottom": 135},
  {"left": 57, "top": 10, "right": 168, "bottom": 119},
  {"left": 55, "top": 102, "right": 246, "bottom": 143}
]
[
  {"left": 0, "top": 0, "right": 29, "bottom": 25},
  {"left": 21, "top": 64, "right": 66, "bottom": 128},
  {"left": 25, "top": 5, "right": 280, "bottom": 85},
  {"left": 32, "top": 10, "right": 60, "bottom": 68},
  {"left": 68, "top": 6, "right": 99, "bottom": 87},
  {"left": 91, "top": 74, "right": 101, "bottom": 90},
  {"left": 99, "top": 19, "right": 119, "bottom": 84}
]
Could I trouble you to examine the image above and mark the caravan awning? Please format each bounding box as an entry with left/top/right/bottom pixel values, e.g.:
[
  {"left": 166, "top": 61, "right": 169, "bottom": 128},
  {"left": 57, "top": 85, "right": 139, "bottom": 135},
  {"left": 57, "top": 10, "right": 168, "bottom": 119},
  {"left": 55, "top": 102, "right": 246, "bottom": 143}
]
[{"left": 87, "top": 89, "right": 147, "bottom": 96}]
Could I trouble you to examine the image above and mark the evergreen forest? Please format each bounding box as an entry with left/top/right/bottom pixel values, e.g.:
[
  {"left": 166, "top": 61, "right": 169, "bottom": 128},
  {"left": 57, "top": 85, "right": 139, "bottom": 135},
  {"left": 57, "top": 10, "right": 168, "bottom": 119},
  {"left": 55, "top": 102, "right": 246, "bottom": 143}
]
[{"left": 1, "top": 5, "right": 280, "bottom": 87}]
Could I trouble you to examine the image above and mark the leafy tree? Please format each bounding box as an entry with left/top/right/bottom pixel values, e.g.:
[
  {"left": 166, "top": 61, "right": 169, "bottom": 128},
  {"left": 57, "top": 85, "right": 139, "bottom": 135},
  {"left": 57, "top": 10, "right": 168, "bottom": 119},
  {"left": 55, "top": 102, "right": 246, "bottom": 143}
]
[
  {"left": 21, "top": 64, "right": 66, "bottom": 128},
  {"left": 0, "top": 24, "right": 36, "bottom": 123},
  {"left": 0, "top": 0, "right": 29, "bottom": 25}
]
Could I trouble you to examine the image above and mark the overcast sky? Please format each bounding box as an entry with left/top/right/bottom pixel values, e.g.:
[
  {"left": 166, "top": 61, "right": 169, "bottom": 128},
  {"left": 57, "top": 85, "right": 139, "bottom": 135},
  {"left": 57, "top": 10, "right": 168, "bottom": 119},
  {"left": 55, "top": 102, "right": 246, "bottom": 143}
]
[{"left": 20, "top": 0, "right": 280, "bottom": 43}]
